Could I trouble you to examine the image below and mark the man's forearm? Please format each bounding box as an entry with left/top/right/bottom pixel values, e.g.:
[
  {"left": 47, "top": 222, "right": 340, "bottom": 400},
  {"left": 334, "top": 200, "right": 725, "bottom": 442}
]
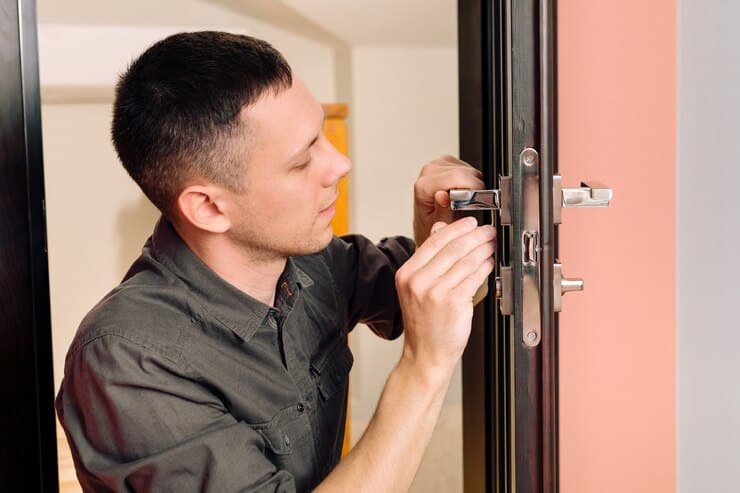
[
  {"left": 314, "top": 356, "right": 453, "bottom": 493},
  {"left": 315, "top": 217, "right": 495, "bottom": 492}
]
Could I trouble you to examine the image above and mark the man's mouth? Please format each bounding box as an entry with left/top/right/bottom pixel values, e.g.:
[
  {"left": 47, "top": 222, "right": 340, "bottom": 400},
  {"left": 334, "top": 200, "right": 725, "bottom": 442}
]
[
  {"left": 319, "top": 196, "right": 338, "bottom": 215},
  {"left": 319, "top": 194, "right": 338, "bottom": 213}
]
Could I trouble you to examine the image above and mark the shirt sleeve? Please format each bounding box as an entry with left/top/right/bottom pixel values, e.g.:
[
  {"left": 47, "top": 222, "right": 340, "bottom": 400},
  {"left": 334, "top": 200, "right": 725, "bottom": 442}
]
[
  {"left": 56, "top": 333, "right": 296, "bottom": 493},
  {"left": 323, "top": 234, "right": 415, "bottom": 340}
]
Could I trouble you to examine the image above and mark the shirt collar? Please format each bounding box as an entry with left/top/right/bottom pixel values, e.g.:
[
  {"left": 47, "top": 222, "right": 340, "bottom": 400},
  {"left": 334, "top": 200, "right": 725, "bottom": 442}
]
[{"left": 149, "top": 217, "right": 313, "bottom": 342}]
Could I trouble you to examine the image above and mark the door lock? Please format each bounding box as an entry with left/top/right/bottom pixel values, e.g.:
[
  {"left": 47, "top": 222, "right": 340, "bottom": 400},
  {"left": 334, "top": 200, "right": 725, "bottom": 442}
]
[{"left": 450, "top": 166, "right": 612, "bottom": 326}]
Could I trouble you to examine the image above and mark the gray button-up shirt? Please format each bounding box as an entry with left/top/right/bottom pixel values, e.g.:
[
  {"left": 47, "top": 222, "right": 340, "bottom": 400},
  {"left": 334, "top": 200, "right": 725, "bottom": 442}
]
[{"left": 56, "top": 218, "right": 414, "bottom": 492}]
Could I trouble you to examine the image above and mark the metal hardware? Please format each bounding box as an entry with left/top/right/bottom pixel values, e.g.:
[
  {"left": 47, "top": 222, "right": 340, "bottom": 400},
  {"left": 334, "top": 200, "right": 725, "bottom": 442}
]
[
  {"left": 450, "top": 189, "right": 500, "bottom": 210},
  {"left": 553, "top": 263, "right": 584, "bottom": 312},
  {"left": 522, "top": 231, "right": 539, "bottom": 266},
  {"left": 519, "top": 148, "right": 542, "bottom": 347},
  {"left": 554, "top": 175, "right": 613, "bottom": 224},
  {"left": 450, "top": 165, "right": 610, "bottom": 335},
  {"left": 499, "top": 268, "right": 513, "bottom": 316},
  {"left": 499, "top": 177, "right": 512, "bottom": 225},
  {"left": 562, "top": 181, "right": 612, "bottom": 207},
  {"left": 448, "top": 178, "right": 511, "bottom": 223},
  {"left": 561, "top": 278, "right": 584, "bottom": 293}
]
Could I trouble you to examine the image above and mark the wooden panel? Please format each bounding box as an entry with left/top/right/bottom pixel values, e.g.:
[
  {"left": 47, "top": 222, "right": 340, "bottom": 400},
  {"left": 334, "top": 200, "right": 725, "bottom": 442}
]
[
  {"left": 322, "top": 103, "right": 352, "bottom": 458},
  {"left": 323, "top": 103, "right": 350, "bottom": 236},
  {"left": 57, "top": 419, "right": 82, "bottom": 493}
]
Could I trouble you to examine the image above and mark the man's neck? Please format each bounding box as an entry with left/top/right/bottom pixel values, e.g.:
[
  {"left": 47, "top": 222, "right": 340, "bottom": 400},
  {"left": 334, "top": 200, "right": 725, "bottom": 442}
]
[{"left": 177, "top": 226, "right": 287, "bottom": 307}]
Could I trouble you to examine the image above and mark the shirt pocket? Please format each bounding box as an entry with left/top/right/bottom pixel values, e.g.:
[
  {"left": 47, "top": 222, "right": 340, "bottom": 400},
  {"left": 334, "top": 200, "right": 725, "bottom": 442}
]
[
  {"left": 310, "top": 337, "right": 353, "bottom": 472},
  {"left": 310, "top": 336, "right": 354, "bottom": 402},
  {"left": 250, "top": 404, "right": 315, "bottom": 489}
]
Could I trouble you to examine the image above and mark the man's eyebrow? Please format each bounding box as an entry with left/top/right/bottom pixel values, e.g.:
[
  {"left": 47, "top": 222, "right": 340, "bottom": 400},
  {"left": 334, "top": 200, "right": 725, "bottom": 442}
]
[{"left": 292, "top": 111, "right": 326, "bottom": 159}]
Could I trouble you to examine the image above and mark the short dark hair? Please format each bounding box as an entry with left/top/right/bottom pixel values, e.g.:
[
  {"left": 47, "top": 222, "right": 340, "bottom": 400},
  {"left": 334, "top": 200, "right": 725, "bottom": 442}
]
[{"left": 111, "top": 31, "right": 292, "bottom": 218}]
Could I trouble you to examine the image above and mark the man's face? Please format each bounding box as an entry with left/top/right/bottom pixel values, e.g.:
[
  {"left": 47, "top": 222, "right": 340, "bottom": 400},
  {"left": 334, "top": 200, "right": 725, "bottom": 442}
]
[{"left": 224, "top": 78, "right": 351, "bottom": 259}]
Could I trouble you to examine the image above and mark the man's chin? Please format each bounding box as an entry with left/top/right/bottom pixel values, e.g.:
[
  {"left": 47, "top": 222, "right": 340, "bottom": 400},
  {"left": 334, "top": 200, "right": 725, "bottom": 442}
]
[{"left": 284, "top": 230, "right": 334, "bottom": 258}]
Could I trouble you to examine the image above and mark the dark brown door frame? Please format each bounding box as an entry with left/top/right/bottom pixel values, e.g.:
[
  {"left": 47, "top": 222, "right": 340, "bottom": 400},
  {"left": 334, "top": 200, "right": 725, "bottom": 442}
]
[
  {"left": 459, "top": 0, "right": 559, "bottom": 491},
  {"left": 0, "top": 0, "right": 58, "bottom": 490}
]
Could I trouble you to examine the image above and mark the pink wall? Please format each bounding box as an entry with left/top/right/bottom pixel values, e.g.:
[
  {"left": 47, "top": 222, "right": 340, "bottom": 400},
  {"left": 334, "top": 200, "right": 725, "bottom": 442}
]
[{"left": 558, "top": 1, "right": 676, "bottom": 491}]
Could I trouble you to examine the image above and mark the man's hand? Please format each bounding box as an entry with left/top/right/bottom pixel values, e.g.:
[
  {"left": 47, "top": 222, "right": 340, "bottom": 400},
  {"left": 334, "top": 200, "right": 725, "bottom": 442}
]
[
  {"left": 396, "top": 216, "right": 496, "bottom": 378},
  {"left": 316, "top": 217, "right": 495, "bottom": 493},
  {"left": 413, "top": 155, "right": 485, "bottom": 246}
]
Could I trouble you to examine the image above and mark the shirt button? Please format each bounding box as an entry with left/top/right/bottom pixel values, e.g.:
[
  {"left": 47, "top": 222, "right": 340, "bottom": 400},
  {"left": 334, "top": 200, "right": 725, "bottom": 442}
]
[
  {"left": 284, "top": 435, "right": 291, "bottom": 447},
  {"left": 297, "top": 403, "right": 305, "bottom": 413}
]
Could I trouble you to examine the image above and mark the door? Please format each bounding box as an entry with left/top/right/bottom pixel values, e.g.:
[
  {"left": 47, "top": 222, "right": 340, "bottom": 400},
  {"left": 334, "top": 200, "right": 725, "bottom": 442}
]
[
  {"left": 457, "top": 1, "right": 612, "bottom": 491},
  {"left": 0, "top": 0, "right": 57, "bottom": 490}
]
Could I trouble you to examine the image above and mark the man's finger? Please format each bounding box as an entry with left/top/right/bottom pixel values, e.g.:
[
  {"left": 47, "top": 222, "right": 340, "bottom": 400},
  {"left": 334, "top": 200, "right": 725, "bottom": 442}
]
[
  {"left": 429, "top": 238, "right": 495, "bottom": 291},
  {"left": 403, "top": 217, "right": 479, "bottom": 271},
  {"left": 434, "top": 190, "right": 450, "bottom": 208},
  {"left": 427, "top": 155, "right": 482, "bottom": 173},
  {"left": 453, "top": 257, "right": 495, "bottom": 299},
  {"left": 415, "top": 169, "right": 485, "bottom": 204},
  {"left": 430, "top": 221, "right": 448, "bottom": 235},
  {"left": 410, "top": 224, "right": 495, "bottom": 282}
]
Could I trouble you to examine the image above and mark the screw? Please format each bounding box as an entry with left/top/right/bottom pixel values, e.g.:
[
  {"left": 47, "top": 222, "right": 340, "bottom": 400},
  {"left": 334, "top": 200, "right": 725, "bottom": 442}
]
[
  {"left": 526, "top": 330, "right": 537, "bottom": 342},
  {"left": 523, "top": 150, "right": 536, "bottom": 166}
]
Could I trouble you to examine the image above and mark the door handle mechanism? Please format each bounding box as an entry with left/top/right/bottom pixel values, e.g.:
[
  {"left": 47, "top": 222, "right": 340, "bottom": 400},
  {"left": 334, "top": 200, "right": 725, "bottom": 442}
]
[
  {"left": 553, "top": 176, "right": 613, "bottom": 224},
  {"left": 450, "top": 177, "right": 512, "bottom": 223},
  {"left": 453, "top": 177, "right": 612, "bottom": 217},
  {"left": 554, "top": 263, "right": 584, "bottom": 312},
  {"left": 450, "top": 189, "right": 501, "bottom": 210},
  {"left": 449, "top": 159, "right": 613, "bottom": 338},
  {"left": 561, "top": 181, "right": 612, "bottom": 208},
  {"left": 493, "top": 264, "right": 583, "bottom": 314}
]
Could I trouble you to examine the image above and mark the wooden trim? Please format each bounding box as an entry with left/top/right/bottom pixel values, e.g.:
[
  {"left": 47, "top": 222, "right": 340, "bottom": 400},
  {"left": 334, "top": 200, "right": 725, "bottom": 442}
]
[
  {"left": 321, "top": 102, "right": 352, "bottom": 458},
  {"left": 323, "top": 103, "right": 350, "bottom": 237},
  {"left": 322, "top": 103, "right": 349, "bottom": 119},
  {"left": 41, "top": 85, "right": 114, "bottom": 104}
]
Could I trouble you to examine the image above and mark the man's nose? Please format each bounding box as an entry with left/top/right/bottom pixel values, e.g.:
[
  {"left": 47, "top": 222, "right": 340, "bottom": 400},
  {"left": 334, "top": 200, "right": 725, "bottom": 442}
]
[{"left": 321, "top": 140, "right": 352, "bottom": 186}]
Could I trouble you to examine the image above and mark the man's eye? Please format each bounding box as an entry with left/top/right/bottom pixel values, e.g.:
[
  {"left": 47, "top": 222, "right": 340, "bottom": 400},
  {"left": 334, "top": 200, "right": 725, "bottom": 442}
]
[{"left": 294, "top": 160, "right": 310, "bottom": 171}]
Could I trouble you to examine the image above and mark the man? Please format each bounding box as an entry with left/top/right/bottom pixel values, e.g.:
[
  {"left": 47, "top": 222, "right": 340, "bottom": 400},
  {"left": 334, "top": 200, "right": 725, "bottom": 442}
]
[{"left": 56, "top": 31, "right": 494, "bottom": 492}]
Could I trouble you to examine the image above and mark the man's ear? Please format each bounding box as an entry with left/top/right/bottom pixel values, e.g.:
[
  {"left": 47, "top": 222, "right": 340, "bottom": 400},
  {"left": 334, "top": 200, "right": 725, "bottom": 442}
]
[{"left": 176, "top": 184, "right": 231, "bottom": 233}]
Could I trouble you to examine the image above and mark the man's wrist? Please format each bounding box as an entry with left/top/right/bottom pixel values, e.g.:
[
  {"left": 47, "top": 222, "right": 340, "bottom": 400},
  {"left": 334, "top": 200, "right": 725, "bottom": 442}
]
[{"left": 396, "top": 348, "right": 455, "bottom": 396}]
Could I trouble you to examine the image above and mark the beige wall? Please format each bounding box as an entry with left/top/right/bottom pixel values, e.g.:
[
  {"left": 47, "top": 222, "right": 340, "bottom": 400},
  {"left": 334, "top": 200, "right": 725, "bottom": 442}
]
[
  {"left": 37, "top": 0, "right": 337, "bottom": 101},
  {"left": 40, "top": 0, "right": 339, "bottom": 391},
  {"left": 42, "top": 103, "right": 160, "bottom": 391},
  {"left": 347, "top": 45, "right": 461, "bottom": 493}
]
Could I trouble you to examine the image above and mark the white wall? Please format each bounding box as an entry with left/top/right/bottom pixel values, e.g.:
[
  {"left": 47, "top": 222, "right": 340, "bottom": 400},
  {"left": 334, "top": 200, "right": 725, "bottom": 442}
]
[
  {"left": 39, "top": 0, "right": 338, "bottom": 390},
  {"left": 677, "top": 1, "right": 740, "bottom": 491},
  {"left": 348, "top": 45, "right": 462, "bottom": 493}
]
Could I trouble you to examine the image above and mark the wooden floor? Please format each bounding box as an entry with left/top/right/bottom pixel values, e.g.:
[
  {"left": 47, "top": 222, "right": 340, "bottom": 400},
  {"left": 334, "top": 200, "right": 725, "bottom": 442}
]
[{"left": 57, "top": 418, "right": 83, "bottom": 493}]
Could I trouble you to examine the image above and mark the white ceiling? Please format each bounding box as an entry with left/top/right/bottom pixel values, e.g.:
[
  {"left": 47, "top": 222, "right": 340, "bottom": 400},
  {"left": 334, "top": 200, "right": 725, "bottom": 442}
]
[
  {"left": 277, "top": 0, "right": 457, "bottom": 45},
  {"left": 38, "top": 0, "right": 457, "bottom": 47}
]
